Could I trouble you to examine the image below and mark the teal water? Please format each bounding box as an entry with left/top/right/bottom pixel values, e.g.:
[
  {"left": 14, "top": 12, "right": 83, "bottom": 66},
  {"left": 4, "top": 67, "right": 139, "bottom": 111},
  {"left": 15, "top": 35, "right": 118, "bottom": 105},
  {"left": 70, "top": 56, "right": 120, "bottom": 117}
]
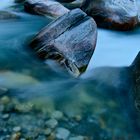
[{"left": 0, "top": 1, "right": 140, "bottom": 139}]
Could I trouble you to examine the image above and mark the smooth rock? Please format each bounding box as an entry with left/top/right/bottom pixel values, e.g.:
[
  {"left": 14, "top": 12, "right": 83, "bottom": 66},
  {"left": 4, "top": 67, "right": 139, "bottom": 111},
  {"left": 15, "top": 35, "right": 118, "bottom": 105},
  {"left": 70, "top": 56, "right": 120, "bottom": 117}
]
[
  {"left": 56, "top": 127, "right": 70, "bottom": 140},
  {"left": 51, "top": 110, "right": 63, "bottom": 120},
  {"left": 81, "top": 0, "right": 138, "bottom": 30},
  {"left": 69, "top": 136, "right": 84, "bottom": 140},
  {"left": 0, "top": 87, "right": 8, "bottom": 96},
  {"left": 132, "top": 52, "right": 140, "bottom": 111},
  {"left": 13, "top": 126, "right": 21, "bottom": 132},
  {"left": 2, "top": 114, "right": 10, "bottom": 120},
  {"left": 24, "top": 0, "right": 69, "bottom": 18},
  {"left": 30, "top": 9, "right": 97, "bottom": 76},
  {"left": 46, "top": 119, "right": 58, "bottom": 129},
  {"left": 56, "top": 0, "right": 75, "bottom": 3}
]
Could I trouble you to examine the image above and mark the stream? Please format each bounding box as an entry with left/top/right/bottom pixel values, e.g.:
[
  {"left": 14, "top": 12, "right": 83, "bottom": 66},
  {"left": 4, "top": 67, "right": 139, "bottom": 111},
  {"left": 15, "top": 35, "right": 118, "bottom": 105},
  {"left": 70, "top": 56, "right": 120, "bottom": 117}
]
[{"left": 0, "top": 0, "right": 140, "bottom": 139}]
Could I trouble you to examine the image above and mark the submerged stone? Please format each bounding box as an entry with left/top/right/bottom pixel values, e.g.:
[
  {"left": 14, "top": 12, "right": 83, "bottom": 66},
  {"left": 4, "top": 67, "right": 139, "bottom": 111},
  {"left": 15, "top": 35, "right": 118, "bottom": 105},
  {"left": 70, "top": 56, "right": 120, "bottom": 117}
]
[
  {"left": 81, "top": 0, "right": 138, "bottom": 30},
  {"left": 24, "top": 0, "right": 69, "bottom": 18},
  {"left": 30, "top": 9, "right": 97, "bottom": 76}
]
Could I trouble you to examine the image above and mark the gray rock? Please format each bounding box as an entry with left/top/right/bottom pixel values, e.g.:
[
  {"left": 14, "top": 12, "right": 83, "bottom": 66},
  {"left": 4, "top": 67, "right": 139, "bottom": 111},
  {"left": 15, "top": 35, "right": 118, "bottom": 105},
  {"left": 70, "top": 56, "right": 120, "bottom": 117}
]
[
  {"left": 24, "top": 0, "right": 69, "bottom": 18},
  {"left": 46, "top": 119, "right": 58, "bottom": 129},
  {"left": 81, "top": 0, "right": 138, "bottom": 30},
  {"left": 0, "top": 87, "right": 8, "bottom": 96},
  {"left": 13, "top": 126, "right": 21, "bottom": 132},
  {"left": 132, "top": 52, "right": 140, "bottom": 111},
  {"left": 2, "top": 114, "right": 10, "bottom": 120},
  {"left": 69, "top": 136, "right": 84, "bottom": 140},
  {"left": 30, "top": 9, "right": 97, "bottom": 76},
  {"left": 51, "top": 110, "right": 63, "bottom": 120},
  {"left": 56, "top": 127, "right": 70, "bottom": 140}
]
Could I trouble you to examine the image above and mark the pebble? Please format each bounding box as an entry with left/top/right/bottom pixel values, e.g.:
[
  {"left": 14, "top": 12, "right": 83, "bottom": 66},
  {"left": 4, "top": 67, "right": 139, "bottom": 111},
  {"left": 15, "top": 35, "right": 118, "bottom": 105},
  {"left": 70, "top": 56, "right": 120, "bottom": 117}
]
[
  {"left": 56, "top": 127, "right": 70, "bottom": 140},
  {"left": 46, "top": 119, "right": 58, "bottom": 129},
  {"left": 11, "top": 132, "right": 21, "bottom": 140},
  {"left": 51, "top": 110, "right": 63, "bottom": 120},
  {"left": 13, "top": 126, "right": 21, "bottom": 132},
  {"left": 0, "top": 87, "right": 8, "bottom": 96},
  {"left": 2, "top": 114, "right": 10, "bottom": 120},
  {"left": 44, "top": 128, "right": 52, "bottom": 136},
  {"left": 69, "top": 136, "right": 84, "bottom": 140},
  {"left": 1, "top": 96, "right": 10, "bottom": 104}
]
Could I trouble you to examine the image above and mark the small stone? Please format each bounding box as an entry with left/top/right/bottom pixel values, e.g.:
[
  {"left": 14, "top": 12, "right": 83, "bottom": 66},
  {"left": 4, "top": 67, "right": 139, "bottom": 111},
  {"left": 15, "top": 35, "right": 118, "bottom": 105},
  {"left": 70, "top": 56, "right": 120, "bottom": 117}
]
[
  {"left": 46, "top": 119, "right": 58, "bottom": 129},
  {"left": 56, "top": 127, "right": 70, "bottom": 140},
  {"left": 74, "top": 115, "right": 82, "bottom": 121},
  {"left": 20, "top": 138, "right": 26, "bottom": 140},
  {"left": 1, "top": 96, "right": 10, "bottom": 104},
  {"left": 69, "top": 136, "right": 84, "bottom": 140},
  {"left": 2, "top": 114, "right": 10, "bottom": 120},
  {"left": 13, "top": 126, "right": 21, "bottom": 132},
  {"left": 44, "top": 128, "right": 52, "bottom": 136},
  {"left": 51, "top": 111, "right": 63, "bottom": 120},
  {"left": 0, "top": 87, "right": 8, "bottom": 96},
  {"left": 47, "top": 133, "right": 55, "bottom": 140},
  {"left": 11, "top": 132, "right": 21, "bottom": 140}
]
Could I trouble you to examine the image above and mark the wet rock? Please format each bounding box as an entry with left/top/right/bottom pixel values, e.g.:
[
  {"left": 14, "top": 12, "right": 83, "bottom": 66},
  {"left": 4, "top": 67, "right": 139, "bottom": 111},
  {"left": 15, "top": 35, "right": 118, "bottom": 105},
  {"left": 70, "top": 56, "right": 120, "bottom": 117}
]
[
  {"left": 56, "top": 127, "right": 70, "bottom": 140},
  {"left": 0, "top": 11, "right": 19, "bottom": 20},
  {"left": 24, "top": 0, "right": 69, "bottom": 18},
  {"left": 13, "top": 126, "right": 21, "bottom": 132},
  {"left": 30, "top": 9, "right": 97, "bottom": 76},
  {"left": 51, "top": 110, "right": 63, "bottom": 120},
  {"left": 81, "top": 0, "right": 138, "bottom": 30},
  {"left": 56, "top": 0, "right": 75, "bottom": 3},
  {"left": 69, "top": 136, "right": 84, "bottom": 140},
  {"left": 15, "top": 0, "right": 25, "bottom": 3},
  {"left": 62, "top": 0, "right": 84, "bottom": 9},
  {"left": 132, "top": 52, "right": 140, "bottom": 111},
  {"left": 46, "top": 119, "right": 58, "bottom": 129},
  {"left": 0, "top": 87, "right": 8, "bottom": 96},
  {"left": 2, "top": 114, "right": 10, "bottom": 120},
  {"left": 44, "top": 128, "right": 52, "bottom": 136},
  {"left": 0, "top": 71, "right": 38, "bottom": 88}
]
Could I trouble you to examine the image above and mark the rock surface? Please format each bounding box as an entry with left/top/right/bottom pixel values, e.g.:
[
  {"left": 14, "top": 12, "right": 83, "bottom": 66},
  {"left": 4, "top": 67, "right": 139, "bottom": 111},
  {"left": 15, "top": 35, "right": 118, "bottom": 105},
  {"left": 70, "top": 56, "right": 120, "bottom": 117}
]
[
  {"left": 132, "top": 52, "right": 140, "bottom": 111},
  {"left": 24, "top": 0, "right": 69, "bottom": 18},
  {"left": 30, "top": 8, "right": 97, "bottom": 76},
  {"left": 81, "top": 0, "right": 138, "bottom": 30}
]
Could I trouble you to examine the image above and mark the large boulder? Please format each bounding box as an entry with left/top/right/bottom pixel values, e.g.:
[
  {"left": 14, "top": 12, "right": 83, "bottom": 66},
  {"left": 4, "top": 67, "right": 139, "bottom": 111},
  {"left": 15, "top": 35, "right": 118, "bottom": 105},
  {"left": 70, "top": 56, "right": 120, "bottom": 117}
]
[
  {"left": 81, "top": 0, "right": 138, "bottom": 30},
  {"left": 24, "top": 0, "right": 69, "bottom": 18},
  {"left": 29, "top": 9, "right": 97, "bottom": 76}
]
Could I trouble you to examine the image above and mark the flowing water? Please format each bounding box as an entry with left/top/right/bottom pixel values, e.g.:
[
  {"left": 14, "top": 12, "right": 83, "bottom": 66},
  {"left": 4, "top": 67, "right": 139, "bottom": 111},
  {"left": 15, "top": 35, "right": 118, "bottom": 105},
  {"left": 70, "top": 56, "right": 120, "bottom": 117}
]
[{"left": 0, "top": 0, "right": 140, "bottom": 139}]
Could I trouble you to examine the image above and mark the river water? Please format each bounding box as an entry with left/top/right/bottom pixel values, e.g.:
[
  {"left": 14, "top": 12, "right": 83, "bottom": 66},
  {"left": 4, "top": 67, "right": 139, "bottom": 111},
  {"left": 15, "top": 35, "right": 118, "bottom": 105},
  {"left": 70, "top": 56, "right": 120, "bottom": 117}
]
[{"left": 0, "top": 0, "right": 140, "bottom": 139}]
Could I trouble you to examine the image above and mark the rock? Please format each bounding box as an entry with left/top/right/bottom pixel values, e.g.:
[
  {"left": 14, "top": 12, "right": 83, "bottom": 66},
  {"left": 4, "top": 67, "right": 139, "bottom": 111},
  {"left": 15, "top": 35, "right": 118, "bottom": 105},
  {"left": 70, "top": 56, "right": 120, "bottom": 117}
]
[
  {"left": 69, "top": 136, "right": 84, "bottom": 140},
  {"left": 56, "top": 0, "right": 75, "bottom": 3},
  {"left": 81, "top": 0, "right": 138, "bottom": 30},
  {"left": 0, "top": 87, "right": 8, "bottom": 96},
  {"left": 15, "top": 0, "right": 25, "bottom": 3},
  {"left": 56, "top": 127, "right": 70, "bottom": 140},
  {"left": 62, "top": 0, "right": 84, "bottom": 10},
  {"left": 0, "top": 71, "right": 38, "bottom": 88},
  {"left": 2, "top": 114, "right": 10, "bottom": 120},
  {"left": 13, "top": 126, "right": 21, "bottom": 132},
  {"left": 44, "top": 128, "right": 52, "bottom": 135},
  {"left": 51, "top": 110, "right": 63, "bottom": 120},
  {"left": 30, "top": 9, "right": 97, "bottom": 76},
  {"left": 24, "top": 0, "right": 69, "bottom": 18},
  {"left": 45, "top": 119, "right": 58, "bottom": 129},
  {"left": 131, "top": 52, "right": 140, "bottom": 111},
  {"left": 0, "top": 11, "right": 19, "bottom": 20}
]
